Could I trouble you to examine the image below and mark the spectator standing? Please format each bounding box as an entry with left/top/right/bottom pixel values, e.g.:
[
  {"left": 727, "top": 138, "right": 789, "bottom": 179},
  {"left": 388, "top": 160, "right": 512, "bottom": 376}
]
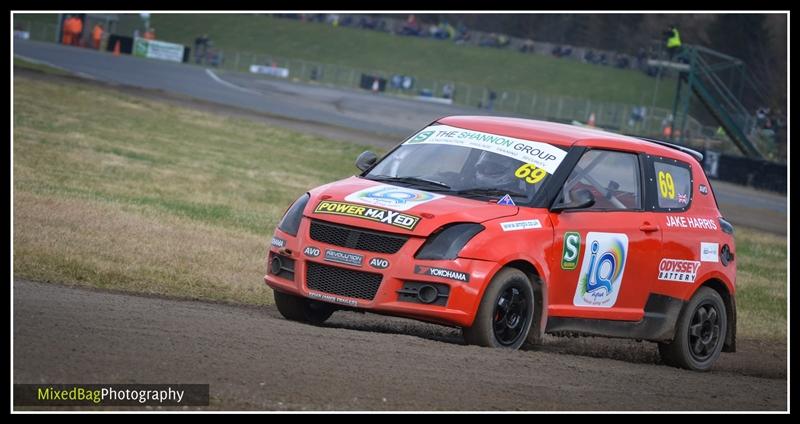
[
  {"left": 61, "top": 16, "right": 73, "bottom": 45},
  {"left": 664, "top": 24, "right": 682, "bottom": 60},
  {"left": 91, "top": 23, "right": 104, "bottom": 50},
  {"left": 487, "top": 90, "right": 497, "bottom": 110},
  {"left": 194, "top": 34, "right": 209, "bottom": 64},
  {"left": 71, "top": 16, "right": 83, "bottom": 46}
]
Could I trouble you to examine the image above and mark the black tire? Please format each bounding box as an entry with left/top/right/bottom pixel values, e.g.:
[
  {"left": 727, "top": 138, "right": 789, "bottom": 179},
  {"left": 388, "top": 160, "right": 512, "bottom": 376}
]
[
  {"left": 273, "top": 290, "right": 335, "bottom": 325},
  {"left": 658, "top": 287, "right": 727, "bottom": 371},
  {"left": 463, "top": 268, "right": 534, "bottom": 350}
]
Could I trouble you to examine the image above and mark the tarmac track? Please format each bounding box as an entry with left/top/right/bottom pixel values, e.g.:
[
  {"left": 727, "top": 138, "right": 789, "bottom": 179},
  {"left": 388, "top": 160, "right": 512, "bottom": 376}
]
[{"left": 13, "top": 280, "right": 787, "bottom": 410}]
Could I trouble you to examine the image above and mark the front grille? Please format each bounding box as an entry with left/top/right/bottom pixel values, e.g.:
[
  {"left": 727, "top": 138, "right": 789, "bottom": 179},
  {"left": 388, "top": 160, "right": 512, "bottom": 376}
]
[
  {"left": 310, "top": 219, "right": 408, "bottom": 254},
  {"left": 306, "top": 262, "right": 382, "bottom": 300}
]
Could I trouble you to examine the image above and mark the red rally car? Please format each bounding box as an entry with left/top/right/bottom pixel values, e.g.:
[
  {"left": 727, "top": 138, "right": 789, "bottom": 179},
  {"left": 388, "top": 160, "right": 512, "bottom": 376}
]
[{"left": 265, "top": 116, "right": 736, "bottom": 371}]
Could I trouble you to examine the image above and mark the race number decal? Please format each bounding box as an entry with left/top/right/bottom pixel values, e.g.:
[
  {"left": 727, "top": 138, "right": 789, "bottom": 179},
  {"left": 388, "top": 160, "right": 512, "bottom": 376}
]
[
  {"left": 658, "top": 171, "right": 675, "bottom": 200},
  {"left": 514, "top": 163, "right": 547, "bottom": 184}
]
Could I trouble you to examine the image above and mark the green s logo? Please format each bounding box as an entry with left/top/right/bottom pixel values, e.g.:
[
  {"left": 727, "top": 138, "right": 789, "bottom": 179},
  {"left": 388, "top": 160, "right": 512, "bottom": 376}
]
[
  {"left": 561, "top": 232, "right": 581, "bottom": 270},
  {"left": 407, "top": 130, "right": 434, "bottom": 144}
]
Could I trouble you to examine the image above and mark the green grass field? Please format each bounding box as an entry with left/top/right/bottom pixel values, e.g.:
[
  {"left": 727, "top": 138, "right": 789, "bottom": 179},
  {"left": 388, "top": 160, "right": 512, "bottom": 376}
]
[
  {"left": 13, "top": 62, "right": 785, "bottom": 340},
  {"left": 14, "top": 13, "right": 678, "bottom": 108}
]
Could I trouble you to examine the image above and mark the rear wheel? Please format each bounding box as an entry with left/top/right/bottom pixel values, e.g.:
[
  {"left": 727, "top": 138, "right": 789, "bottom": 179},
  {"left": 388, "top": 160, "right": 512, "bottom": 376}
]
[
  {"left": 658, "top": 287, "right": 727, "bottom": 371},
  {"left": 273, "top": 290, "right": 335, "bottom": 325},
  {"left": 463, "top": 268, "right": 534, "bottom": 350}
]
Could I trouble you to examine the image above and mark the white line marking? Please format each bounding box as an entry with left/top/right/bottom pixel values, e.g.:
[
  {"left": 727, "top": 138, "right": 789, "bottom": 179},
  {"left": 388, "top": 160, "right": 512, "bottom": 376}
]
[
  {"left": 205, "top": 69, "right": 262, "bottom": 95},
  {"left": 14, "top": 54, "right": 98, "bottom": 80}
]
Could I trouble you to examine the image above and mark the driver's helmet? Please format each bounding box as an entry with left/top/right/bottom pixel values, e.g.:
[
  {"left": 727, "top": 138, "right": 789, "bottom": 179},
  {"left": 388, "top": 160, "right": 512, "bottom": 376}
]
[{"left": 474, "top": 151, "right": 521, "bottom": 189}]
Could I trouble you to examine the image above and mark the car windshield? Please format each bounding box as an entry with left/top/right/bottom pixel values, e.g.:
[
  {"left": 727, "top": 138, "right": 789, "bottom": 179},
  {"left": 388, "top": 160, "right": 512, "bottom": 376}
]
[{"left": 364, "top": 124, "right": 568, "bottom": 204}]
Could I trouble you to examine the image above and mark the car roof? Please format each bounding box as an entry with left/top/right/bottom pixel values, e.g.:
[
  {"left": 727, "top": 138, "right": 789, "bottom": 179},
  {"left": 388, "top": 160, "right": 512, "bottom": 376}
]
[{"left": 437, "top": 116, "right": 695, "bottom": 162}]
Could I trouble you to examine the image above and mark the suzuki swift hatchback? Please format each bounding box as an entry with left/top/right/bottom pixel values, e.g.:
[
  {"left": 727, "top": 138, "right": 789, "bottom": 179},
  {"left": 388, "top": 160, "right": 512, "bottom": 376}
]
[{"left": 265, "top": 116, "right": 736, "bottom": 371}]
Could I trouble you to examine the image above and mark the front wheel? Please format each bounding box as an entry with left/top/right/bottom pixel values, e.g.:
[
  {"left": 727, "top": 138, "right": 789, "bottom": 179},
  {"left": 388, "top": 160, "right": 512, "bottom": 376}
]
[
  {"left": 463, "top": 268, "right": 534, "bottom": 350},
  {"left": 658, "top": 287, "right": 727, "bottom": 371},
  {"left": 273, "top": 290, "right": 335, "bottom": 325}
]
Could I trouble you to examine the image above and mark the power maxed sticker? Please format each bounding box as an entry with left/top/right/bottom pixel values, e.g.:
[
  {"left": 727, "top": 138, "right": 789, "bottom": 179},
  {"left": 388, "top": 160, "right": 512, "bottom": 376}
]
[{"left": 313, "top": 200, "right": 421, "bottom": 230}]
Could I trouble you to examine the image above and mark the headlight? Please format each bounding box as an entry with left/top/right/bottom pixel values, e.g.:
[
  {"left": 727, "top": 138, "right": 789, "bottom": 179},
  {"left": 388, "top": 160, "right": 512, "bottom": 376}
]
[
  {"left": 277, "top": 193, "right": 310, "bottom": 236},
  {"left": 415, "top": 223, "right": 484, "bottom": 260}
]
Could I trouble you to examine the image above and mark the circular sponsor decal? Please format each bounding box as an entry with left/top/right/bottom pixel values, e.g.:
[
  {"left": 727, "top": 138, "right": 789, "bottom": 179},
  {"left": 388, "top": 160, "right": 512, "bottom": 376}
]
[{"left": 358, "top": 187, "right": 436, "bottom": 206}]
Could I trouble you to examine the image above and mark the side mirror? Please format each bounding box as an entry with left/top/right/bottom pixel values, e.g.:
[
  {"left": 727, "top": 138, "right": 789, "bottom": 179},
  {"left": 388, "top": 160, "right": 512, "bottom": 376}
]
[
  {"left": 550, "top": 188, "right": 596, "bottom": 212},
  {"left": 355, "top": 151, "right": 378, "bottom": 172}
]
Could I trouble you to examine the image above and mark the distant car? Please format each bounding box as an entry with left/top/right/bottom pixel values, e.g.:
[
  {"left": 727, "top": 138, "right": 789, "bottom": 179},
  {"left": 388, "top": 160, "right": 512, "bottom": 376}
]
[{"left": 265, "top": 116, "right": 737, "bottom": 371}]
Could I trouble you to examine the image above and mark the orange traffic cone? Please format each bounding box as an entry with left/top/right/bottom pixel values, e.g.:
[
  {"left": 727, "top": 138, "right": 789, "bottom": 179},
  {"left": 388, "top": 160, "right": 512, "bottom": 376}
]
[
  {"left": 113, "top": 40, "right": 121, "bottom": 56},
  {"left": 587, "top": 112, "right": 596, "bottom": 127}
]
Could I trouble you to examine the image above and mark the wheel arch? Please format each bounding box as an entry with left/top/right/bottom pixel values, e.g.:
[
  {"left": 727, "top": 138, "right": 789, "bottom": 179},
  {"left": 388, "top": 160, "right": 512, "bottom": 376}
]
[
  {"left": 503, "top": 259, "right": 548, "bottom": 345},
  {"left": 697, "top": 278, "right": 737, "bottom": 352}
]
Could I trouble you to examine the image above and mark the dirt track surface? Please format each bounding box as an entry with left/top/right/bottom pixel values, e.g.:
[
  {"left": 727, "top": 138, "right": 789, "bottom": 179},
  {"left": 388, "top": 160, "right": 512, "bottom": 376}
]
[{"left": 13, "top": 280, "right": 786, "bottom": 411}]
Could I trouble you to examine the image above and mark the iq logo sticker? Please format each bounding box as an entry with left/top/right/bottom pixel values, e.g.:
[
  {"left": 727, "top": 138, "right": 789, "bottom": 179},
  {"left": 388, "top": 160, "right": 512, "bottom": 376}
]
[
  {"left": 573, "top": 232, "right": 629, "bottom": 308},
  {"left": 345, "top": 185, "right": 443, "bottom": 211},
  {"left": 561, "top": 232, "right": 581, "bottom": 270}
]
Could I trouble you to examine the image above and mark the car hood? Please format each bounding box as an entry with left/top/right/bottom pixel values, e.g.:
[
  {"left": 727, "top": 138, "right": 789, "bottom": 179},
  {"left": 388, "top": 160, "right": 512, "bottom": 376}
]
[{"left": 304, "top": 176, "right": 520, "bottom": 236}]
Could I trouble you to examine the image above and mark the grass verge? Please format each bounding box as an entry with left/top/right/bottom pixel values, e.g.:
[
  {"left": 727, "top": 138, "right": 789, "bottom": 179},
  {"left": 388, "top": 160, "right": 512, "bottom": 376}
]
[{"left": 14, "top": 69, "right": 371, "bottom": 305}]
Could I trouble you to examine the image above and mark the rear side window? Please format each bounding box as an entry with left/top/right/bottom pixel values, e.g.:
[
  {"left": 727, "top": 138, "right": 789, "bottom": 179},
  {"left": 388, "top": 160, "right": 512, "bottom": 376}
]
[
  {"left": 557, "top": 149, "right": 641, "bottom": 210},
  {"left": 649, "top": 158, "right": 693, "bottom": 211}
]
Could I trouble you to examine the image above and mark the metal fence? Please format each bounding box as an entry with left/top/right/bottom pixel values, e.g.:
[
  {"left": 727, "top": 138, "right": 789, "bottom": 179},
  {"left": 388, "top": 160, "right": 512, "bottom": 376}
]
[{"left": 217, "top": 48, "right": 711, "bottom": 137}]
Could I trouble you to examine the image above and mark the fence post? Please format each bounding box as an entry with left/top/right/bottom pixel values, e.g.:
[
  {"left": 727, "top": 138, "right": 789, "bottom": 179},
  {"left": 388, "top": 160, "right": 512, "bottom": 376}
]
[
  {"left": 544, "top": 97, "right": 551, "bottom": 118},
  {"left": 556, "top": 98, "right": 564, "bottom": 120},
  {"left": 234, "top": 52, "right": 240, "bottom": 72},
  {"left": 530, "top": 94, "right": 537, "bottom": 116},
  {"left": 513, "top": 92, "right": 520, "bottom": 113}
]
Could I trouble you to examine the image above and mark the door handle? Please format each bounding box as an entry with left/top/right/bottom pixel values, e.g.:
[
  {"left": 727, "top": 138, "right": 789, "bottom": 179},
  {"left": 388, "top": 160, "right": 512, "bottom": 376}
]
[{"left": 639, "top": 223, "right": 660, "bottom": 233}]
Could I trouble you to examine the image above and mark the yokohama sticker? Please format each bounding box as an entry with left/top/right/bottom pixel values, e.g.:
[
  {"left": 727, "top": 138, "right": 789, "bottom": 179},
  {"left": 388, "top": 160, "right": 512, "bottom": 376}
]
[
  {"left": 414, "top": 265, "right": 470, "bottom": 282},
  {"left": 403, "top": 124, "right": 567, "bottom": 174},
  {"left": 313, "top": 200, "right": 421, "bottom": 230},
  {"left": 658, "top": 259, "right": 701, "bottom": 283}
]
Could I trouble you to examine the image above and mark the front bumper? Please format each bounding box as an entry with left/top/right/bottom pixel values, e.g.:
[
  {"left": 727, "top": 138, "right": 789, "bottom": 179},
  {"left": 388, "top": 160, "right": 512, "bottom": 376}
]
[{"left": 263, "top": 218, "right": 497, "bottom": 328}]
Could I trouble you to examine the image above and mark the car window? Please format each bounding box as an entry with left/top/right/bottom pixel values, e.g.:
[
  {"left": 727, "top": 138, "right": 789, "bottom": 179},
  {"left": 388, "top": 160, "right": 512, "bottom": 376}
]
[
  {"left": 557, "top": 149, "right": 641, "bottom": 210},
  {"left": 652, "top": 160, "right": 692, "bottom": 210}
]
